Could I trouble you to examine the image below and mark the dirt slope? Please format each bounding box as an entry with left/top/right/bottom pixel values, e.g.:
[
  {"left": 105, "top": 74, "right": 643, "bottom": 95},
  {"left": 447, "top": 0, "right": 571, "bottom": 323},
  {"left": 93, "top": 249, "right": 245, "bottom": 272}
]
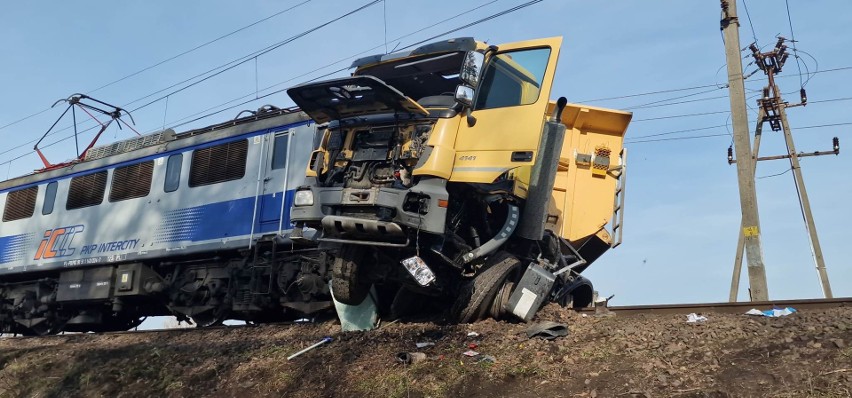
[{"left": 0, "top": 305, "right": 850, "bottom": 398}]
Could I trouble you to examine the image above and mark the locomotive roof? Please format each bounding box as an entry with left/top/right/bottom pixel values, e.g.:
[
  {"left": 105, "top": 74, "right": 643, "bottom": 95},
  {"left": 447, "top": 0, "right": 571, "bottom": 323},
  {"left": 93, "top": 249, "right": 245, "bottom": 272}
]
[{"left": 0, "top": 107, "right": 311, "bottom": 193}]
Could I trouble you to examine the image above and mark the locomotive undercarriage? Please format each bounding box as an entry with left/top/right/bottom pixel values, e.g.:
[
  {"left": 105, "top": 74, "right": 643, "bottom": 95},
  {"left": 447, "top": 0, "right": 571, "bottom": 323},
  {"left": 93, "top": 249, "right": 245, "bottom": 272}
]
[{"left": 0, "top": 240, "right": 331, "bottom": 335}]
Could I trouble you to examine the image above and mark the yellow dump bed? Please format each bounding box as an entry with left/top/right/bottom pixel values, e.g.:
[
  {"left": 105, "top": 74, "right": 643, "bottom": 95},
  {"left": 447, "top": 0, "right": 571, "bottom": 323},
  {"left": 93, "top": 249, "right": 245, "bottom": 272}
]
[{"left": 544, "top": 102, "right": 632, "bottom": 261}]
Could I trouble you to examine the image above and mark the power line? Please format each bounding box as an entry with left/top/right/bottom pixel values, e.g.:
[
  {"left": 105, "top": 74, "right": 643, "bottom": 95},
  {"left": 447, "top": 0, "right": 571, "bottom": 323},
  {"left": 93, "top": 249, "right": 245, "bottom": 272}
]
[
  {"left": 632, "top": 110, "right": 730, "bottom": 122},
  {"left": 626, "top": 124, "right": 727, "bottom": 140},
  {"left": 0, "top": 0, "right": 532, "bottom": 170},
  {"left": 625, "top": 133, "right": 731, "bottom": 144},
  {"left": 126, "top": 0, "right": 383, "bottom": 113},
  {"left": 741, "top": 0, "right": 759, "bottom": 46},
  {"left": 624, "top": 87, "right": 726, "bottom": 110},
  {"left": 395, "top": 0, "right": 542, "bottom": 51},
  {"left": 0, "top": 0, "right": 382, "bottom": 160},
  {"left": 0, "top": 1, "right": 313, "bottom": 134},
  {"left": 625, "top": 121, "right": 852, "bottom": 145},
  {"left": 577, "top": 83, "right": 722, "bottom": 103},
  {"left": 784, "top": 0, "right": 805, "bottom": 88},
  {"left": 89, "top": 0, "right": 313, "bottom": 94},
  {"left": 757, "top": 167, "right": 792, "bottom": 179},
  {"left": 157, "top": 0, "right": 506, "bottom": 131}
]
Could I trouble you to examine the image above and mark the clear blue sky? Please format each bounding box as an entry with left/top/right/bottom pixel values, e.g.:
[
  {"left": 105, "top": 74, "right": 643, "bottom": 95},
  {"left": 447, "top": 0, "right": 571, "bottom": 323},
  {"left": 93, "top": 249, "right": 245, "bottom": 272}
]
[{"left": 1, "top": 0, "right": 849, "bottom": 308}]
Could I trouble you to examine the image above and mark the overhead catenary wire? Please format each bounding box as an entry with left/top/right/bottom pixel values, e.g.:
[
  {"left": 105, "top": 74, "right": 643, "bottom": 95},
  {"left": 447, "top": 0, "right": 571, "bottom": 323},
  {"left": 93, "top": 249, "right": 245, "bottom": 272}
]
[
  {"left": 126, "top": 0, "right": 384, "bottom": 113},
  {"left": 0, "top": 0, "right": 314, "bottom": 134},
  {"left": 151, "top": 0, "right": 507, "bottom": 132},
  {"left": 0, "top": 0, "right": 536, "bottom": 171},
  {"left": 0, "top": 0, "right": 383, "bottom": 161}
]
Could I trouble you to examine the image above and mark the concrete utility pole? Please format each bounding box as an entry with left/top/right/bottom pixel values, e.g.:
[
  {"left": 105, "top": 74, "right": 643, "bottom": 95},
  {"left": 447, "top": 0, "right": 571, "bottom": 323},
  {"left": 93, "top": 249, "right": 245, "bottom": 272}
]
[
  {"left": 720, "top": 0, "right": 769, "bottom": 301},
  {"left": 728, "top": 38, "right": 836, "bottom": 300}
]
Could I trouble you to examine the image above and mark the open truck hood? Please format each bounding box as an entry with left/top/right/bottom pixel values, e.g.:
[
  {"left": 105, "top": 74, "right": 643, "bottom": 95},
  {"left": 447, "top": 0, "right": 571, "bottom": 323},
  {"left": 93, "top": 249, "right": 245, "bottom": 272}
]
[{"left": 287, "top": 76, "right": 428, "bottom": 124}]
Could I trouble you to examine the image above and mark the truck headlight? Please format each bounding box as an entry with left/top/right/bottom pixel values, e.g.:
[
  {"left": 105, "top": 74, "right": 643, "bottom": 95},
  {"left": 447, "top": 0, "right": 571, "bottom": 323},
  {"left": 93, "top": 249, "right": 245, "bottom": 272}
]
[{"left": 294, "top": 190, "right": 314, "bottom": 206}]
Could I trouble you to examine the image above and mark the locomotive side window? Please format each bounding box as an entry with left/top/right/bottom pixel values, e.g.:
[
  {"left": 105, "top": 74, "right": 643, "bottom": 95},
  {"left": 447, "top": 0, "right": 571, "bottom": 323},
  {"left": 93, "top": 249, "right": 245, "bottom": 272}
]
[
  {"left": 189, "top": 140, "right": 248, "bottom": 187},
  {"left": 67, "top": 171, "right": 108, "bottom": 210},
  {"left": 42, "top": 182, "right": 58, "bottom": 215},
  {"left": 2, "top": 186, "right": 38, "bottom": 222},
  {"left": 271, "top": 133, "right": 289, "bottom": 170},
  {"left": 110, "top": 161, "right": 154, "bottom": 202},
  {"left": 164, "top": 154, "right": 183, "bottom": 193}
]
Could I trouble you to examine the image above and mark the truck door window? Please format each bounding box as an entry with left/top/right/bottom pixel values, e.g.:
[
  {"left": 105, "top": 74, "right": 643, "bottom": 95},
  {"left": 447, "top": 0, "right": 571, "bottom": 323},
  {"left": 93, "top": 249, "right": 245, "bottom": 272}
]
[{"left": 474, "top": 47, "right": 551, "bottom": 110}]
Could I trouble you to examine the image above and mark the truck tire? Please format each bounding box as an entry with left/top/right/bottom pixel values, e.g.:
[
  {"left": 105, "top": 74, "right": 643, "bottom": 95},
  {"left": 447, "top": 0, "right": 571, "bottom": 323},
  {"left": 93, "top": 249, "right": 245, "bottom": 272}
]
[
  {"left": 331, "top": 245, "right": 371, "bottom": 305},
  {"left": 451, "top": 251, "right": 522, "bottom": 323}
]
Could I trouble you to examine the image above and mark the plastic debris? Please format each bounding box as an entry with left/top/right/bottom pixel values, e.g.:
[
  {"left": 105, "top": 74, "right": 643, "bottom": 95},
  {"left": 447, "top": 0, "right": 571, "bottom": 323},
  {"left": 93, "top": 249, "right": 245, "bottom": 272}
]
[
  {"left": 462, "top": 350, "right": 480, "bottom": 357},
  {"left": 686, "top": 313, "right": 708, "bottom": 323},
  {"left": 396, "top": 352, "right": 427, "bottom": 365},
  {"left": 526, "top": 321, "right": 569, "bottom": 340},
  {"left": 330, "top": 282, "right": 379, "bottom": 332},
  {"left": 468, "top": 343, "right": 478, "bottom": 349},
  {"left": 477, "top": 355, "right": 496, "bottom": 364},
  {"left": 466, "top": 331, "right": 480, "bottom": 338},
  {"left": 415, "top": 342, "right": 435, "bottom": 349},
  {"left": 745, "top": 307, "right": 797, "bottom": 317},
  {"left": 287, "top": 337, "right": 333, "bottom": 361}
]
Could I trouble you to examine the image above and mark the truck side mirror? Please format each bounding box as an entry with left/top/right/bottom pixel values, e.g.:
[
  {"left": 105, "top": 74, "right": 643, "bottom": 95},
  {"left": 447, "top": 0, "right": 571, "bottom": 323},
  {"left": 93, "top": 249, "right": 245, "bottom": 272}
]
[
  {"left": 455, "top": 85, "right": 478, "bottom": 127},
  {"left": 459, "top": 51, "right": 485, "bottom": 87},
  {"left": 454, "top": 85, "right": 475, "bottom": 108}
]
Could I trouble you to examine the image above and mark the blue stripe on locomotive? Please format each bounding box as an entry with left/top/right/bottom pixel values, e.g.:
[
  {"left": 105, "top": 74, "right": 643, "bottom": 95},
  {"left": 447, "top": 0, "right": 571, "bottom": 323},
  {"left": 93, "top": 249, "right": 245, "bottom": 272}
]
[
  {"left": 155, "top": 190, "right": 295, "bottom": 243},
  {"left": 0, "top": 233, "right": 36, "bottom": 264}
]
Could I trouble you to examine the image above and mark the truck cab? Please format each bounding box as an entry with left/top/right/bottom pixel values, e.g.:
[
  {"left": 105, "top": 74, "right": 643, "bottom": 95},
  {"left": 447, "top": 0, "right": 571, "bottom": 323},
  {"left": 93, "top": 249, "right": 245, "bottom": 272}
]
[{"left": 287, "top": 37, "right": 630, "bottom": 322}]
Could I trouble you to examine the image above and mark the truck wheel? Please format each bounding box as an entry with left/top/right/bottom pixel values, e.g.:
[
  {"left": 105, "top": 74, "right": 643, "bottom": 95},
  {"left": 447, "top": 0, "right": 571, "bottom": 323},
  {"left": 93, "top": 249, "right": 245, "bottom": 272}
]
[
  {"left": 451, "top": 251, "right": 522, "bottom": 323},
  {"left": 331, "top": 245, "right": 371, "bottom": 305}
]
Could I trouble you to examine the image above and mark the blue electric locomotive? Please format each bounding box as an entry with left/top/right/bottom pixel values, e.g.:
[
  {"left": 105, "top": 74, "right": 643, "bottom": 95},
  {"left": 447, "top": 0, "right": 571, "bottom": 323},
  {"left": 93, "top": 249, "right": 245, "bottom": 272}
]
[{"left": 0, "top": 105, "right": 329, "bottom": 334}]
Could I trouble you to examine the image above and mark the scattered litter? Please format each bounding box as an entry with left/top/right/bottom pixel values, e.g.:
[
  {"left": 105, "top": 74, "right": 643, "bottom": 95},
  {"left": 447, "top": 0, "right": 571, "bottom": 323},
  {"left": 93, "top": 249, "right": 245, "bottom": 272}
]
[
  {"left": 331, "top": 282, "right": 379, "bottom": 331},
  {"left": 745, "top": 307, "right": 797, "bottom": 317},
  {"left": 477, "top": 355, "right": 496, "bottom": 364},
  {"left": 468, "top": 343, "right": 478, "bottom": 349},
  {"left": 686, "top": 313, "right": 708, "bottom": 323},
  {"left": 415, "top": 342, "right": 435, "bottom": 349},
  {"left": 467, "top": 331, "right": 480, "bottom": 338},
  {"left": 526, "top": 321, "right": 569, "bottom": 340},
  {"left": 462, "top": 350, "right": 480, "bottom": 357},
  {"left": 396, "top": 352, "right": 427, "bottom": 365},
  {"left": 294, "top": 317, "right": 313, "bottom": 323},
  {"left": 287, "top": 337, "right": 333, "bottom": 361}
]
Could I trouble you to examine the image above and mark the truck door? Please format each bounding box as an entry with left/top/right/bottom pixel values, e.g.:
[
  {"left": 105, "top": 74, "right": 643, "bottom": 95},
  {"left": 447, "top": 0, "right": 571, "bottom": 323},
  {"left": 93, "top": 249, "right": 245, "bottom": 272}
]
[
  {"left": 257, "top": 128, "right": 294, "bottom": 234},
  {"left": 451, "top": 37, "right": 563, "bottom": 183}
]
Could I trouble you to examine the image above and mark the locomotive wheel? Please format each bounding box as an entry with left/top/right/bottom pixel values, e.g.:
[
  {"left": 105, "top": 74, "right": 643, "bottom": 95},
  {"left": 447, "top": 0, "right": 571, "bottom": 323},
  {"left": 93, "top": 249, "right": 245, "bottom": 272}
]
[
  {"left": 451, "top": 251, "right": 523, "bottom": 323},
  {"left": 331, "top": 245, "right": 371, "bottom": 305},
  {"left": 192, "top": 305, "right": 230, "bottom": 328},
  {"left": 21, "top": 320, "right": 64, "bottom": 336}
]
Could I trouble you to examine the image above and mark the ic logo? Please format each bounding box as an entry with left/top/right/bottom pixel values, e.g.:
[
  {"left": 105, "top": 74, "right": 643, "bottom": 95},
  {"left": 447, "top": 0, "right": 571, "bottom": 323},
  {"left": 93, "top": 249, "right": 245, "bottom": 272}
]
[{"left": 34, "top": 225, "right": 84, "bottom": 260}]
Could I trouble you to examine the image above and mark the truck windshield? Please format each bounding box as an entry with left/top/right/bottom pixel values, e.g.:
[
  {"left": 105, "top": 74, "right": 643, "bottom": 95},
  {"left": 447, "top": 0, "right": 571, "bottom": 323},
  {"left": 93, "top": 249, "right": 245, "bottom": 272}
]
[{"left": 354, "top": 51, "right": 466, "bottom": 105}]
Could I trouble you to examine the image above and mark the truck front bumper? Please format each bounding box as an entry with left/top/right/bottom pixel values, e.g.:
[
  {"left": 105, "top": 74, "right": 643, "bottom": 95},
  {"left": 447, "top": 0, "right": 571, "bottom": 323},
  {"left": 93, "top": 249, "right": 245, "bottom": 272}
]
[{"left": 290, "top": 178, "right": 448, "bottom": 243}]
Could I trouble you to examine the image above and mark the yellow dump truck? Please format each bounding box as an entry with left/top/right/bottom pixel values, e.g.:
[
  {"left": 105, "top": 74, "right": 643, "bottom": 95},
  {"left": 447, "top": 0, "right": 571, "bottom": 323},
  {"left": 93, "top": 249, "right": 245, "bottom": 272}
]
[{"left": 287, "top": 36, "right": 631, "bottom": 322}]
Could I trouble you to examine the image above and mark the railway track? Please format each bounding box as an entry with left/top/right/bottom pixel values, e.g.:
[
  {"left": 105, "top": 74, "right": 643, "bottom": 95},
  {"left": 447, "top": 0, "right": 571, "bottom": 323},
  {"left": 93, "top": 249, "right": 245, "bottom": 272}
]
[
  {"left": 578, "top": 297, "right": 852, "bottom": 316},
  {"left": 4, "top": 297, "right": 850, "bottom": 339}
]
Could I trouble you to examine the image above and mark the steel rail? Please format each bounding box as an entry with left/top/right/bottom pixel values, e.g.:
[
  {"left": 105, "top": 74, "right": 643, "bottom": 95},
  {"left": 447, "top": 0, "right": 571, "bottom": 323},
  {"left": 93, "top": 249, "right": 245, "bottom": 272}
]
[
  {"left": 3, "top": 297, "right": 851, "bottom": 340},
  {"left": 578, "top": 297, "right": 852, "bottom": 316}
]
